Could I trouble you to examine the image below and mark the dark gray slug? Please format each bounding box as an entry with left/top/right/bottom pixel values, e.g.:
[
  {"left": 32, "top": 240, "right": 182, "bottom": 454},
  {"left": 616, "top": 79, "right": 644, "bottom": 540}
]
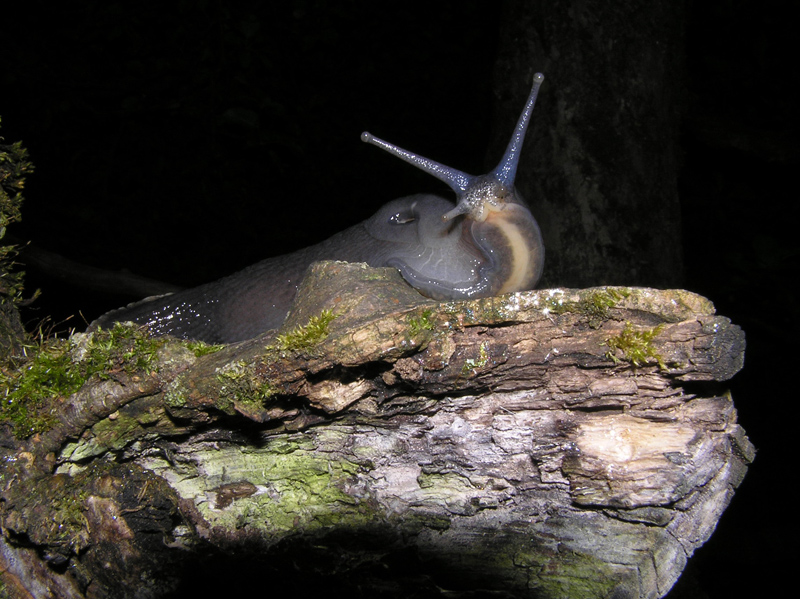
[{"left": 91, "top": 74, "right": 546, "bottom": 343}]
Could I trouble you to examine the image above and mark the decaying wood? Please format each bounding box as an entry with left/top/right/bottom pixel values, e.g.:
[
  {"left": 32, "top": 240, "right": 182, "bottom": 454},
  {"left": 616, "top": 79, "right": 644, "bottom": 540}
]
[{"left": 0, "top": 261, "right": 752, "bottom": 599}]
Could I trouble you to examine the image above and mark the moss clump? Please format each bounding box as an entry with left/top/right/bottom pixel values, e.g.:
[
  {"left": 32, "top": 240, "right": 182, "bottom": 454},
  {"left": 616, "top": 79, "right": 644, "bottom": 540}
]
[
  {"left": 550, "top": 288, "right": 631, "bottom": 328},
  {"left": 408, "top": 309, "right": 435, "bottom": 337},
  {"left": 184, "top": 339, "right": 224, "bottom": 357},
  {"left": 603, "top": 322, "right": 665, "bottom": 368},
  {"left": 580, "top": 288, "right": 630, "bottom": 319},
  {"left": 0, "top": 323, "right": 165, "bottom": 438},
  {"left": 275, "top": 309, "right": 335, "bottom": 351},
  {"left": 216, "top": 359, "right": 277, "bottom": 410},
  {"left": 75, "top": 322, "right": 165, "bottom": 374},
  {"left": 0, "top": 339, "right": 79, "bottom": 436}
]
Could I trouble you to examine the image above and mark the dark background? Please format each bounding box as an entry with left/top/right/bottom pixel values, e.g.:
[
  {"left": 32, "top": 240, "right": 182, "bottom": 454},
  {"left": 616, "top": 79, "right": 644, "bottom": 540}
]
[{"left": 3, "top": 1, "right": 796, "bottom": 597}]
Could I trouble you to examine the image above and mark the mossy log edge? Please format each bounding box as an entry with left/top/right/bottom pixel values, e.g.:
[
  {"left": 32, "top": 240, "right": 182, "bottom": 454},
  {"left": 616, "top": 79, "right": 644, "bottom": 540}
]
[{"left": 0, "top": 262, "right": 752, "bottom": 599}]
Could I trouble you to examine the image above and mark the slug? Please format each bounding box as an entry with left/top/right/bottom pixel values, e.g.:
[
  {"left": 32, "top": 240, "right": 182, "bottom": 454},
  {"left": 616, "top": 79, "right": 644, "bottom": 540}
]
[{"left": 91, "top": 74, "right": 546, "bottom": 343}]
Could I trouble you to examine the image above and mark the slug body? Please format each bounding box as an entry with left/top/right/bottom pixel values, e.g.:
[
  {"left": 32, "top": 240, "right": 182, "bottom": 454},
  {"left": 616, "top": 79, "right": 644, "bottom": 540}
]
[{"left": 92, "top": 74, "right": 546, "bottom": 343}]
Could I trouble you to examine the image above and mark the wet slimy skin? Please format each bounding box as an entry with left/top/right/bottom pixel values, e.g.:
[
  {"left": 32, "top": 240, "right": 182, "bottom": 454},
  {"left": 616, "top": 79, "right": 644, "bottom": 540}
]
[{"left": 92, "top": 75, "right": 546, "bottom": 343}]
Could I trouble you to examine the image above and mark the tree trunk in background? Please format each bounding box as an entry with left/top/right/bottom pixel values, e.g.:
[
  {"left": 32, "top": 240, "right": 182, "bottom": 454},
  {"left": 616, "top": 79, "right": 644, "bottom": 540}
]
[{"left": 492, "top": 0, "right": 685, "bottom": 288}]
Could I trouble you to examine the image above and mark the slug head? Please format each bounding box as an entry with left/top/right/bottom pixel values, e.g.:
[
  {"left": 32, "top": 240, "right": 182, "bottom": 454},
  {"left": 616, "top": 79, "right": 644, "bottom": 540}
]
[{"left": 361, "top": 73, "right": 546, "bottom": 299}]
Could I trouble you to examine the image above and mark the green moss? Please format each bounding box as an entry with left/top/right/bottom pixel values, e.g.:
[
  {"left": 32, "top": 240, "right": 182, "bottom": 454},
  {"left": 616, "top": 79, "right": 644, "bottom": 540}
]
[
  {"left": 408, "top": 309, "right": 435, "bottom": 337},
  {"left": 76, "top": 321, "right": 164, "bottom": 374},
  {"left": 549, "top": 288, "right": 631, "bottom": 327},
  {"left": 440, "top": 299, "right": 509, "bottom": 327},
  {"left": 163, "top": 378, "right": 188, "bottom": 408},
  {"left": 438, "top": 288, "right": 631, "bottom": 331},
  {"left": 0, "top": 340, "right": 79, "bottom": 436},
  {"left": 603, "top": 322, "right": 665, "bottom": 368},
  {"left": 50, "top": 486, "right": 90, "bottom": 546},
  {"left": 2, "top": 225, "right": 190, "bottom": 437},
  {"left": 216, "top": 359, "right": 277, "bottom": 409},
  {"left": 184, "top": 339, "right": 224, "bottom": 357},
  {"left": 0, "top": 323, "right": 165, "bottom": 438},
  {"left": 0, "top": 117, "right": 35, "bottom": 307},
  {"left": 275, "top": 309, "right": 335, "bottom": 351},
  {"left": 461, "top": 342, "right": 489, "bottom": 376},
  {"left": 580, "top": 288, "right": 630, "bottom": 318},
  {"left": 14, "top": 471, "right": 93, "bottom": 556}
]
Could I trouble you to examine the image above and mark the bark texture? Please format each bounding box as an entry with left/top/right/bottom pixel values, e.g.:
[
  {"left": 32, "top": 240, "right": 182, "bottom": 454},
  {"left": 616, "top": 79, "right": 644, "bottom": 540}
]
[{"left": 0, "top": 262, "right": 751, "bottom": 599}]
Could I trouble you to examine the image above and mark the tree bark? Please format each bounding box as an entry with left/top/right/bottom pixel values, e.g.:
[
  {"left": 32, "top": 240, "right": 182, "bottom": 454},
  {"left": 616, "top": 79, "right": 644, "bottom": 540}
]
[{"left": 0, "top": 262, "right": 751, "bottom": 599}]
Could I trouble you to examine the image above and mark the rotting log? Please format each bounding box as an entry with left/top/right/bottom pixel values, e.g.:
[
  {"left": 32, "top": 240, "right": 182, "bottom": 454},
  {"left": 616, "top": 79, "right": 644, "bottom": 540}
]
[{"left": 0, "top": 261, "right": 752, "bottom": 599}]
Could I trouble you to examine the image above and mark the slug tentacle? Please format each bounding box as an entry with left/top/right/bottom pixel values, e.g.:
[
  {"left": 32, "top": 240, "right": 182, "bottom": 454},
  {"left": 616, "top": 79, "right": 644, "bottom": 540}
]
[
  {"left": 492, "top": 72, "right": 545, "bottom": 188},
  {"left": 361, "top": 73, "right": 545, "bottom": 223},
  {"left": 360, "top": 132, "right": 473, "bottom": 194}
]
